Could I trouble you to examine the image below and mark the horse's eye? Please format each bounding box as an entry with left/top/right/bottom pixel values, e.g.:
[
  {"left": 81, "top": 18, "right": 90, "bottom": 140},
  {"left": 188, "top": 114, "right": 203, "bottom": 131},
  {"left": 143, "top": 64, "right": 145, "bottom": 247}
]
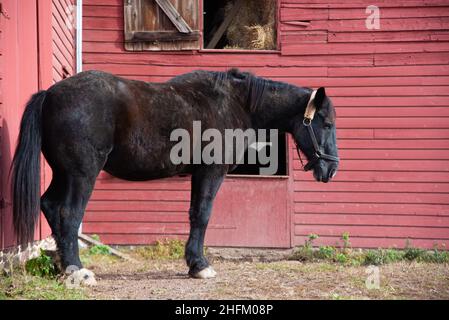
[{"left": 324, "top": 123, "right": 332, "bottom": 129}]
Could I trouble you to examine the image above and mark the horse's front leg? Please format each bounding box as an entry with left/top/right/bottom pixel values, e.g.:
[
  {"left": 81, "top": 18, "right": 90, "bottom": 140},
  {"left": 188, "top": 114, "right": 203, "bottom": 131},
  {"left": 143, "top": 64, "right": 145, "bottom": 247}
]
[{"left": 186, "top": 166, "right": 226, "bottom": 279}]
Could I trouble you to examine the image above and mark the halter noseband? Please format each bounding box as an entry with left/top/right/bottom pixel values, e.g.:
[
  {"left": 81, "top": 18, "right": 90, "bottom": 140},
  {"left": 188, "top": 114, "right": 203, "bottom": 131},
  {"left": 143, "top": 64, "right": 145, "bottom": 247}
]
[{"left": 296, "top": 90, "right": 340, "bottom": 172}]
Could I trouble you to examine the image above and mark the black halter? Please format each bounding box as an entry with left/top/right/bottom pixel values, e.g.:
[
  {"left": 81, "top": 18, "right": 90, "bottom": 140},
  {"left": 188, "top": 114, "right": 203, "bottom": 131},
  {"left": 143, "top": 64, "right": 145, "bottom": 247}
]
[
  {"left": 297, "top": 118, "right": 340, "bottom": 171},
  {"left": 295, "top": 90, "right": 340, "bottom": 172}
]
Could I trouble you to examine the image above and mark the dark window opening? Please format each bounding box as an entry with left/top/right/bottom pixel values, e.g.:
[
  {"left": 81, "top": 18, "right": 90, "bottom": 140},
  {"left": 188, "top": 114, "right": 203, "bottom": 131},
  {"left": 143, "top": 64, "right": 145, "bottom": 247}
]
[
  {"left": 230, "top": 133, "right": 287, "bottom": 176},
  {"left": 203, "top": 0, "right": 277, "bottom": 50}
]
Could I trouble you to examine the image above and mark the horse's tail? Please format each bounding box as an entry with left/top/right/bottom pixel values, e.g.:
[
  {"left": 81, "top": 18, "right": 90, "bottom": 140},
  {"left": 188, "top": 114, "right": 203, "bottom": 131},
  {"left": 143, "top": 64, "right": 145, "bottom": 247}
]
[{"left": 11, "top": 90, "right": 46, "bottom": 245}]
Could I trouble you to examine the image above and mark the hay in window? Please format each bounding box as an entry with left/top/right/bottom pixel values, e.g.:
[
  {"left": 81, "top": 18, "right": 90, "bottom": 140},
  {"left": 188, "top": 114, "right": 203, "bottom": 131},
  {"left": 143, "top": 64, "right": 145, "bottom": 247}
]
[{"left": 225, "top": 0, "right": 276, "bottom": 50}]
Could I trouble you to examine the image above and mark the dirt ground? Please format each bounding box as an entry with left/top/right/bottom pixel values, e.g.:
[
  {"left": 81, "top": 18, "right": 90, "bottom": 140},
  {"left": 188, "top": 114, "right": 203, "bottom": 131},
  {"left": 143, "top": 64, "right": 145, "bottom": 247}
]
[{"left": 83, "top": 248, "right": 449, "bottom": 300}]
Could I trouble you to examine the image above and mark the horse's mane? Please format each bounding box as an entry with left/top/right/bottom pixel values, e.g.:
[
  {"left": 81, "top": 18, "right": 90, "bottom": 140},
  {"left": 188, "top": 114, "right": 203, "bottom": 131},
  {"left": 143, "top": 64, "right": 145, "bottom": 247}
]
[
  {"left": 170, "top": 68, "right": 291, "bottom": 113},
  {"left": 212, "top": 68, "right": 271, "bottom": 113}
]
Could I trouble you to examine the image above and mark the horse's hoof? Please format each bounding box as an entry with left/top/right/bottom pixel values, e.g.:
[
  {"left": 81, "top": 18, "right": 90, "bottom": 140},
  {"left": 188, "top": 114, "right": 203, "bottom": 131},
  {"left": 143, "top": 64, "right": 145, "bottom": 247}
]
[
  {"left": 65, "top": 267, "right": 97, "bottom": 287},
  {"left": 190, "top": 266, "right": 217, "bottom": 279},
  {"left": 78, "top": 268, "right": 97, "bottom": 286}
]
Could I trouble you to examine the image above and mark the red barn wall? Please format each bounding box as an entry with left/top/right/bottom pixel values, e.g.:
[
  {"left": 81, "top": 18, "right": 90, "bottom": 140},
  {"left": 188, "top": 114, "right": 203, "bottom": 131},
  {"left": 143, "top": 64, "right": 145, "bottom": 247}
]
[
  {"left": 0, "top": 0, "right": 42, "bottom": 249},
  {"left": 82, "top": 0, "right": 449, "bottom": 249},
  {"left": 0, "top": 0, "right": 76, "bottom": 249},
  {"left": 286, "top": 0, "right": 449, "bottom": 249},
  {"left": 1, "top": 1, "right": 39, "bottom": 248}
]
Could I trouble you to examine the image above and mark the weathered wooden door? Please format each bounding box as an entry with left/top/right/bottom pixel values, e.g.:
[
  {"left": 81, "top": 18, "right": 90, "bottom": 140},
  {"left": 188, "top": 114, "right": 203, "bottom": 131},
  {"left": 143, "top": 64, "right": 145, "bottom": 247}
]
[{"left": 124, "top": 0, "right": 200, "bottom": 51}]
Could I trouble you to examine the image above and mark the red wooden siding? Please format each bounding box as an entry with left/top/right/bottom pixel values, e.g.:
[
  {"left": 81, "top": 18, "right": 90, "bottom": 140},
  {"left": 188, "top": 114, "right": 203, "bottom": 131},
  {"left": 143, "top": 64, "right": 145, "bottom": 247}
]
[
  {"left": 0, "top": 0, "right": 76, "bottom": 249},
  {"left": 52, "top": 0, "right": 76, "bottom": 82},
  {"left": 286, "top": 0, "right": 449, "bottom": 249},
  {"left": 0, "top": 0, "right": 42, "bottom": 249},
  {"left": 82, "top": 0, "right": 449, "bottom": 249}
]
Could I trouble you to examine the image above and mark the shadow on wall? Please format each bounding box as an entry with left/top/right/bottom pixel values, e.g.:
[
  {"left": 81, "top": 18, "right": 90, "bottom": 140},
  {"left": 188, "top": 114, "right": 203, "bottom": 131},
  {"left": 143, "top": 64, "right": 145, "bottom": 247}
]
[{"left": 1, "top": 118, "right": 14, "bottom": 249}]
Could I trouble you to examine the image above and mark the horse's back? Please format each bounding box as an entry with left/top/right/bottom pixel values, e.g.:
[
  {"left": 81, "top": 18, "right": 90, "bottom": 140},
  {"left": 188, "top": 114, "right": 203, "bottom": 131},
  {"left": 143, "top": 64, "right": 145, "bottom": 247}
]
[
  {"left": 41, "top": 71, "right": 188, "bottom": 180},
  {"left": 39, "top": 70, "right": 249, "bottom": 181}
]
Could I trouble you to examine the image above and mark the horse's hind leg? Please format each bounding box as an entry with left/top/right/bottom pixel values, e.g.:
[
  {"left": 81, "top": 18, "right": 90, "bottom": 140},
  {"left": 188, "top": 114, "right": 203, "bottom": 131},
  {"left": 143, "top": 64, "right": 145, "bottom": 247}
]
[
  {"left": 185, "top": 166, "right": 226, "bottom": 279},
  {"left": 41, "top": 170, "right": 100, "bottom": 286},
  {"left": 41, "top": 172, "right": 97, "bottom": 271}
]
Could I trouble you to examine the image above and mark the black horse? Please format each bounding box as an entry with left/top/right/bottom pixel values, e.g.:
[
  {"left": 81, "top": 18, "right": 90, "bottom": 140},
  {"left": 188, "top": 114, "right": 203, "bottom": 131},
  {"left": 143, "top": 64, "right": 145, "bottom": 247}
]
[{"left": 11, "top": 69, "right": 339, "bottom": 280}]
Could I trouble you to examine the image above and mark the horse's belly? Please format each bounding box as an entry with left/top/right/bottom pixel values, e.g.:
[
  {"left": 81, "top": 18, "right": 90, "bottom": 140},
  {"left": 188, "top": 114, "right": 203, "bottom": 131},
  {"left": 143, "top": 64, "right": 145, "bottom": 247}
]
[{"left": 103, "top": 146, "right": 189, "bottom": 181}]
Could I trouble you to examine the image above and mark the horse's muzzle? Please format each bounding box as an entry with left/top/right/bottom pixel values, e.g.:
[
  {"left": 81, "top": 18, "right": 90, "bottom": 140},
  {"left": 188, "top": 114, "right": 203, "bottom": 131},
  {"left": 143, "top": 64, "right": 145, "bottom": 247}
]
[{"left": 312, "top": 160, "right": 339, "bottom": 183}]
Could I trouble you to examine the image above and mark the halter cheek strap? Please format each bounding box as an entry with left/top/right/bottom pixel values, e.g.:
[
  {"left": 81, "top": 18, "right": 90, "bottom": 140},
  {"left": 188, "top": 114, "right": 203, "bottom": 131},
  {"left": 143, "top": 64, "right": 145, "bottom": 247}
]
[
  {"left": 296, "top": 90, "right": 340, "bottom": 172},
  {"left": 304, "top": 89, "right": 317, "bottom": 122}
]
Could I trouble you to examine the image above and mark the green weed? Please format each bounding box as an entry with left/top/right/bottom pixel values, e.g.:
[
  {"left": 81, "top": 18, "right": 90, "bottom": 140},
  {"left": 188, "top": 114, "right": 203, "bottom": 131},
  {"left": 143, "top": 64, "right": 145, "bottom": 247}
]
[
  {"left": 24, "top": 250, "right": 58, "bottom": 279},
  {"left": 291, "top": 234, "right": 449, "bottom": 266}
]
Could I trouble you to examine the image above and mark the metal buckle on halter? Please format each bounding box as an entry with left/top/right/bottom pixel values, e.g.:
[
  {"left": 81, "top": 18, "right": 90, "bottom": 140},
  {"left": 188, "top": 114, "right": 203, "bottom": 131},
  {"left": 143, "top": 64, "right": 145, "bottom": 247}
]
[{"left": 302, "top": 118, "right": 311, "bottom": 127}]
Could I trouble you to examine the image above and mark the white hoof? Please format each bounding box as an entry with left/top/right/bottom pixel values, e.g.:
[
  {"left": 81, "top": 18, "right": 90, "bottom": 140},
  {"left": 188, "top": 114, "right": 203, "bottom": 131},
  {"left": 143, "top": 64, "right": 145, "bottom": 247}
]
[
  {"left": 191, "top": 266, "right": 217, "bottom": 279},
  {"left": 65, "top": 267, "right": 97, "bottom": 288}
]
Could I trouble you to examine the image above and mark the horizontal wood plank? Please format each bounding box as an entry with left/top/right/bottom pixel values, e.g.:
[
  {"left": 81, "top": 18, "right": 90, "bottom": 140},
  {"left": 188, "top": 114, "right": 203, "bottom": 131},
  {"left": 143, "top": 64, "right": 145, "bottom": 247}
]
[
  {"left": 294, "top": 224, "right": 449, "bottom": 239},
  {"left": 294, "top": 214, "right": 449, "bottom": 227},
  {"left": 294, "top": 202, "right": 449, "bottom": 216}
]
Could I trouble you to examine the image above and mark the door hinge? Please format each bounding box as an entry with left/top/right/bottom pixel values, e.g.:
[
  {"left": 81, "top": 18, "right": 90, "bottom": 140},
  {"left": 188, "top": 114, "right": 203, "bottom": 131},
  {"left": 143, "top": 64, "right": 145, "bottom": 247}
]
[{"left": 0, "top": 3, "right": 11, "bottom": 20}]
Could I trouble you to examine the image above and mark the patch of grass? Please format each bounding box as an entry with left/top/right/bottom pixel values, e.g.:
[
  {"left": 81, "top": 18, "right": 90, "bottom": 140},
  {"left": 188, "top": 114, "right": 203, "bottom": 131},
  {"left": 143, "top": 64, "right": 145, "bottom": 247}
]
[
  {"left": 83, "top": 234, "right": 112, "bottom": 256},
  {"left": 403, "top": 247, "right": 425, "bottom": 261},
  {"left": 79, "top": 235, "right": 119, "bottom": 267},
  {"left": 425, "top": 248, "right": 449, "bottom": 263},
  {"left": 80, "top": 251, "right": 119, "bottom": 267},
  {"left": 2, "top": 252, "right": 86, "bottom": 300},
  {"left": 134, "top": 239, "right": 186, "bottom": 260},
  {"left": 316, "top": 246, "right": 336, "bottom": 260},
  {"left": 80, "top": 248, "right": 119, "bottom": 267},
  {"left": 341, "top": 232, "right": 351, "bottom": 253},
  {"left": 0, "top": 272, "right": 86, "bottom": 300},
  {"left": 88, "top": 244, "right": 111, "bottom": 256},
  {"left": 290, "top": 247, "right": 314, "bottom": 262},
  {"left": 89, "top": 234, "right": 101, "bottom": 241},
  {"left": 289, "top": 234, "right": 319, "bottom": 262},
  {"left": 335, "top": 253, "right": 348, "bottom": 264},
  {"left": 290, "top": 234, "right": 356, "bottom": 264},
  {"left": 405, "top": 246, "right": 449, "bottom": 264},
  {"left": 290, "top": 234, "right": 449, "bottom": 266},
  {"left": 363, "top": 249, "right": 405, "bottom": 266},
  {"left": 25, "top": 250, "right": 58, "bottom": 279}
]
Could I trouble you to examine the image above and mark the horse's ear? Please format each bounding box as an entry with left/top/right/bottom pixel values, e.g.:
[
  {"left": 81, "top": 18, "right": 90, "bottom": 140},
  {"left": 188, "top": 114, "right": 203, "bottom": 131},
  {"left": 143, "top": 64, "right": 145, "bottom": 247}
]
[
  {"left": 229, "top": 68, "right": 246, "bottom": 80},
  {"left": 314, "top": 87, "right": 326, "bottom": 109}
]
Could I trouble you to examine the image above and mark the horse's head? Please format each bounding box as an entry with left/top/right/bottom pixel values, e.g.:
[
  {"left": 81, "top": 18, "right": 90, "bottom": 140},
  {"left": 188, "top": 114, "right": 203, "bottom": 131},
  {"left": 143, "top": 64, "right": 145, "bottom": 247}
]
[{"left": 292, "top": 87, "right": 339, "bottom": 183}]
